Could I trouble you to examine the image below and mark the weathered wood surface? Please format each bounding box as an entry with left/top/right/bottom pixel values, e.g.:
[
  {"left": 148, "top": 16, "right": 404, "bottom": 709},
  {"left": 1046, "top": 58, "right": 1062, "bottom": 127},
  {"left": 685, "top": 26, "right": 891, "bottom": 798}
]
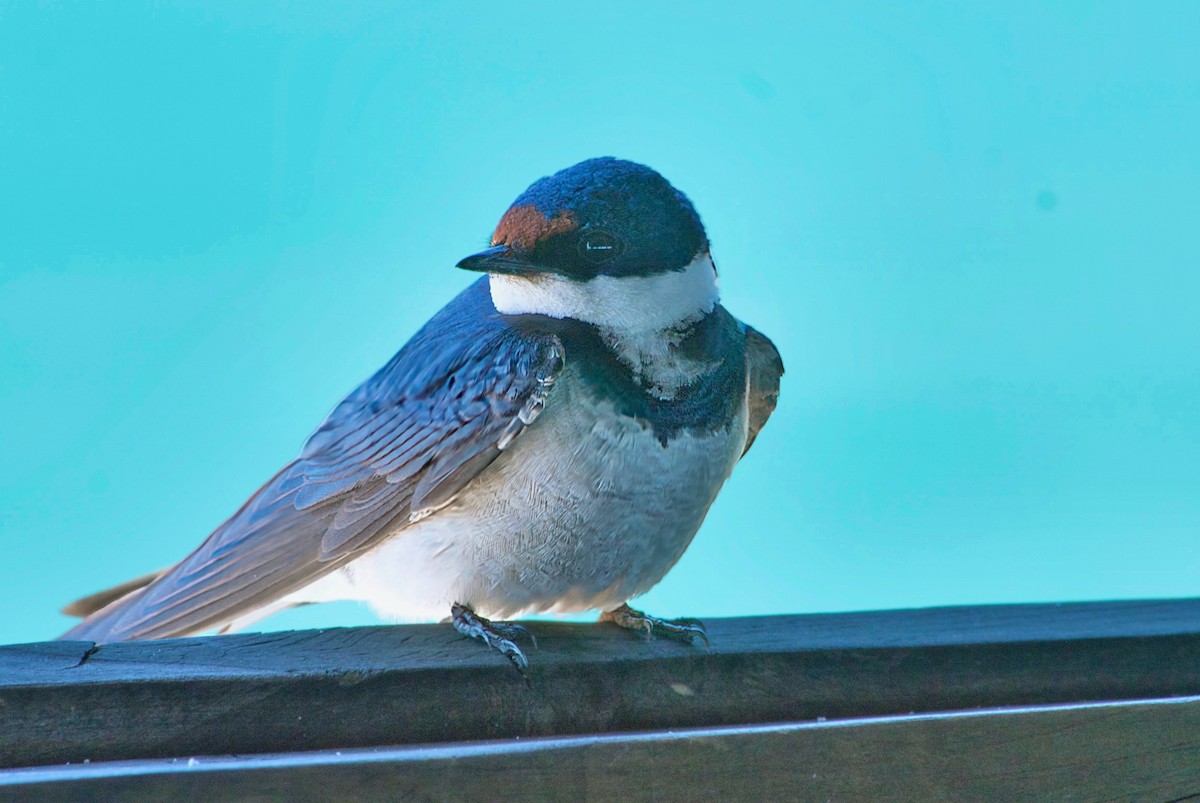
[
  {"left": 2, "top": 598, "right": 1200, "bottom": 797},
  {"left": 5, "top": 697, "right": 1200, "bottom": 801}
]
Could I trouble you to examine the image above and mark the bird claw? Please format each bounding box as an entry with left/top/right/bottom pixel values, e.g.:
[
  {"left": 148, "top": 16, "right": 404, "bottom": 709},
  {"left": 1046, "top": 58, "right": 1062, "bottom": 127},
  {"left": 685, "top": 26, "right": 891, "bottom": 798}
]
[
  {"left": 601, "top": 604, "right": 710, "bottom": 648},
  {"left": 485, "top": 619, "right": 538, "bottom": 650},
  {"left": 451, "top": 603, "right": 536, "bottom": 674}
]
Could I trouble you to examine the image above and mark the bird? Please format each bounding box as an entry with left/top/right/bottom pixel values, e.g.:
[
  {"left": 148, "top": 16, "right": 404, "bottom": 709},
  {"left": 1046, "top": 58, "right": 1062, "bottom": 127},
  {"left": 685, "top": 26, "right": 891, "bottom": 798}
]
[{"left": 60, "top": 157, "right": 783, "bottom": 671}]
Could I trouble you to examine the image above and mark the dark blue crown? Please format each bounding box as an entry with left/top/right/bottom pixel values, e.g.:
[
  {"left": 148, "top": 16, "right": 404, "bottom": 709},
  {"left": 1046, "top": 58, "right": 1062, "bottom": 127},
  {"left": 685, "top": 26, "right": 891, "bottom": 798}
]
[{"left": 493, "top": 157, "right": 708, "bottom": 278}]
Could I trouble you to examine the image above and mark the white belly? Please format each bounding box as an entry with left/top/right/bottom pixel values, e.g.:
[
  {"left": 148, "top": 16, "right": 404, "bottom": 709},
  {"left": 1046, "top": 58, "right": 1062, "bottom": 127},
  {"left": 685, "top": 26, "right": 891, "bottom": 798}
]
[{"left": 302, "top": 368, "right": 748, "bottom": 622}]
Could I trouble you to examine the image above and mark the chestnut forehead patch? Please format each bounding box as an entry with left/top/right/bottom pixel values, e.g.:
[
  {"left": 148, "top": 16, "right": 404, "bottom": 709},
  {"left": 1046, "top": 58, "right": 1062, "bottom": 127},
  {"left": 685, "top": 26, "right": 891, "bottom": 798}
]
[{"left": 492, "top": 204, "right": 577, "bottom": 251}]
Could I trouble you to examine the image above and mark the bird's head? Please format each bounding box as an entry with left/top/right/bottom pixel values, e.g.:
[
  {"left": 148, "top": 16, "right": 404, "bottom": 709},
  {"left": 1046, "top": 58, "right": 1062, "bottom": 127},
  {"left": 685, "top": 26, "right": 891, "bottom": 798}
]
[{"left": 458, "top": 157, "right": 718, "bottom": 334}]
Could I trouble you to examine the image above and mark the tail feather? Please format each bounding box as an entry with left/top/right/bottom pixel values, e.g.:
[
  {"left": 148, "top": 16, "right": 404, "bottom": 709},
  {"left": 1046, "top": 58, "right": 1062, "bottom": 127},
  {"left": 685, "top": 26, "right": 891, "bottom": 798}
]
[{"left": 61, "top": 569, "right": 168, "bottom": 619}]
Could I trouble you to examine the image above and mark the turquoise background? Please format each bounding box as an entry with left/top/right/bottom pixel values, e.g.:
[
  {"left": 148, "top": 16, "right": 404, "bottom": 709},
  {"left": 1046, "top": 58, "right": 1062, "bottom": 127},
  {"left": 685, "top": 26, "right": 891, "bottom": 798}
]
[{"left": 2, "top": 3, "right": 1198, "bottom": 645}]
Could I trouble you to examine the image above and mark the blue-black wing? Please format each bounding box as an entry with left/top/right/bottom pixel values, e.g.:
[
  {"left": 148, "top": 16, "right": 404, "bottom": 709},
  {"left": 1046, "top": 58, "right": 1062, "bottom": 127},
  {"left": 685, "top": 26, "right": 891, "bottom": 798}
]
[{"left": 63, "top": 279, "right": 563, "bottom": 642}]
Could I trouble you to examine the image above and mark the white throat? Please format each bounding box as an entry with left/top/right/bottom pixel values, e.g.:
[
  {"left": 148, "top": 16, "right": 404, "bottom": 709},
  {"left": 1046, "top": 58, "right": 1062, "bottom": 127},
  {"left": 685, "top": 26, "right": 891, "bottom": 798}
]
[{"left": 488, "top": 251, "right": 720, "bottom": 397}]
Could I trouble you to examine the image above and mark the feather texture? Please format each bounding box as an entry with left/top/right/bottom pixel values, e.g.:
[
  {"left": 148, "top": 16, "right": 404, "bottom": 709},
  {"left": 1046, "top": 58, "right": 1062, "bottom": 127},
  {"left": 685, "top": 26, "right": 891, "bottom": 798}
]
[{"left": 62, "top": 279, "right": 563, "bottom": 642}]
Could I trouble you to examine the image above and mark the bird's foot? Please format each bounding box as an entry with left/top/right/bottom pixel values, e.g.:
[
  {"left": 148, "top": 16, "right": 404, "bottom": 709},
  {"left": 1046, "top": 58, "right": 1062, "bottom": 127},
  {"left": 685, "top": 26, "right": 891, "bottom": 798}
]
[
  {"left": 451, "top": 602, "right": 537, "bottom": 674},
  {"left": 601, "top": 603, "right": 710, "bottom": 647}
]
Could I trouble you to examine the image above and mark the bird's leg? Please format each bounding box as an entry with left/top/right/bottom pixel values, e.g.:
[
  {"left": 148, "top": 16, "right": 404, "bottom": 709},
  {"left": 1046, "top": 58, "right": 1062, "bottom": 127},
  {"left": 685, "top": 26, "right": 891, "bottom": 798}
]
[
  {"left": 601, "top": 603, "right": 710, "bottom": 647},
  {"left": 451, "top": 602, "right": 537, "bottom": 673}
]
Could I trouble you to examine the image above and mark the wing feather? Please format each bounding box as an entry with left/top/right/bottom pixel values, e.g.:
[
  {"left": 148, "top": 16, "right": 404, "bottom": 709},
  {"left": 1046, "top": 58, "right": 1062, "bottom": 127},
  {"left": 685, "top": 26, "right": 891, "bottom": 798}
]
[
  {"left": 741, "top": 324, "right": 784, "bottom": 456},
  {"left": 62, "top": 279, "right": 564, "bottom": 642}
]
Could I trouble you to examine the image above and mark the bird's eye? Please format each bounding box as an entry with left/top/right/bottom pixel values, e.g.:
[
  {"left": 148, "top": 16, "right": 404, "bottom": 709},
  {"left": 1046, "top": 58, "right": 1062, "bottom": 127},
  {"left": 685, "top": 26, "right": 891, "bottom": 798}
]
[{"left": 577, "top": 230, "right": 624, "bottom": 264}]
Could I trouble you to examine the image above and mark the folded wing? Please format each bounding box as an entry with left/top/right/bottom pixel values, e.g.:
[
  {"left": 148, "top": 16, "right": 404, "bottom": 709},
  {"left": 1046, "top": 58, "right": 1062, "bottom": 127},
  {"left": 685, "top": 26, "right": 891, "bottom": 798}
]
[
  {"left": 741, "top": 324, "right": 784, "bottom": 456},
  {"left": 63, "top": 279, "right": 563, "bottom": 642}
]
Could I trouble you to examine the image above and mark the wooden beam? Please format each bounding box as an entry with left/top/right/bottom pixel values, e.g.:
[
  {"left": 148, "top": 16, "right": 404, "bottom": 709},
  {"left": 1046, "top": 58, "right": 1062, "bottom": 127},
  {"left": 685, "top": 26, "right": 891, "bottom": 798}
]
[
  {"left": 3, "top": 599, "right": 1200, "bottom": 781},
  {"left": 5, "top": 697, "right": 1200, "bottom": 801}
]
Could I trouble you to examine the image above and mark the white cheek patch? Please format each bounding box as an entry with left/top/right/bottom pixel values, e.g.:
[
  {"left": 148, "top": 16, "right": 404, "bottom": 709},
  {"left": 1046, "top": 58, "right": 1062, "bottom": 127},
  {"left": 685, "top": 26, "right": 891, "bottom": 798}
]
[
  {"left": 488, "top": 252, "right": 722, "bottom": 399},
  {"left": 488, "top": 252, "right": 719, "bottom": 334}
]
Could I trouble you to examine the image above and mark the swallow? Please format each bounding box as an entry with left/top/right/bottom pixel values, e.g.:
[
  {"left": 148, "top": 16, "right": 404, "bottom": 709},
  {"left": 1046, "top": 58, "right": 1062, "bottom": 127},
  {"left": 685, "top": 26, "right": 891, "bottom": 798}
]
[{"left": 62, "top": 157, "right": 783, "bottom": 672}]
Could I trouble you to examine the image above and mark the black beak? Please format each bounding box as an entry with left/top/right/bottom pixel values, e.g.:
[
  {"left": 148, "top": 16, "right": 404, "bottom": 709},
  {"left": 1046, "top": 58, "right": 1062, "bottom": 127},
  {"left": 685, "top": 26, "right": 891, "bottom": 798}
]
[{"left": 456, "top": 245, "right": 538, "bottom": 276}]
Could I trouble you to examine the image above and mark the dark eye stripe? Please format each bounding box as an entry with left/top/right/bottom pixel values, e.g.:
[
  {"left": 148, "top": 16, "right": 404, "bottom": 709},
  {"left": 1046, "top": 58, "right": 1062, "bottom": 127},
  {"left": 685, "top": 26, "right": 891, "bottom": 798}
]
[{"left": 578, "top": 230, "right": 624, "bottom": 264}]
